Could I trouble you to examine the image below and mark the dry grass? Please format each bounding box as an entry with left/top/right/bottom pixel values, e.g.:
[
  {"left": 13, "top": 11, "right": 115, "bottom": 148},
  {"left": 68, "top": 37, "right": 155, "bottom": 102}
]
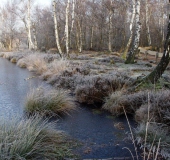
[
  {"left": 135, "top": 122, "right": 170, "bottom": 159},
  {"left": 102, "top": 91, "right": 148, "bottom": 115},
  {"left": 25, "top": 87, "right": 76, "bottom": 115},
  {"left": 0, "top": 115, "right": 74, "bottom": 159},
  {"left": 75, "top": 72, "right": 132, "bottom": 104},
  {"left": 25, "top": 54, "right": 48, "bottom": 75},
  {"left": 135, "top": 90, "right": 170, "bottom": 124},
  {"left": 41, "top": 59, "right": 69, "bottom": 80}
]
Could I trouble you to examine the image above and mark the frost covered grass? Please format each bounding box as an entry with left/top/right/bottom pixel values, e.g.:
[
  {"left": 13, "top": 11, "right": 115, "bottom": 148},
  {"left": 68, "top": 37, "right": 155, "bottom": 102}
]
[
  {"left": 0, "top": 115, "right": 74, "bottom": 159},
  {"left": 41, "top": 59, "right": 69, "bottom": 80},
  {"left": 25, "top": 87, "right": 76, "bottom": 115},
  {"left": 75, "top": 72, "right": 133, "bottom": 104},
  {"left": 17, "top": 54, "right": 48, "bottom": 75}
]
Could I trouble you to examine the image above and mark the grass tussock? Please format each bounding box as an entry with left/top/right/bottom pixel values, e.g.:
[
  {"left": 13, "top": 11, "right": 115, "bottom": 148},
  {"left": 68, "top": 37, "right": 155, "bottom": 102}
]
[
  {"left": 41, "top": 59, "right": 69, "bottom": 80},
  {"left": 25, "top": 87, "right": 76, "bottom": 115},
  {"left": 75, "top": 72, "right": 132, "bottom": 104},
  {"left": 103, "top": 91, "right": 149, "bottom": 115},
  {"left": 26, "top": 54, "right": 48, "bottom": 75},
  {"left": 0, "top": 115, "right": 74, "bottom": 159}
]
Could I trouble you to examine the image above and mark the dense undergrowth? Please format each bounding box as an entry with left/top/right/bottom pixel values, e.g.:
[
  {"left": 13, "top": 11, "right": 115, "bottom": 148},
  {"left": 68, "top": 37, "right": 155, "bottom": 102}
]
[{"left": 1, "top": 50, "right": 170, "bottom": 159}]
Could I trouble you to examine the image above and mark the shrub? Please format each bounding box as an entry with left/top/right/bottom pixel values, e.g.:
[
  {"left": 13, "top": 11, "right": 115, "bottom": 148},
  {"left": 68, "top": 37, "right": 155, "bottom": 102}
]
[
  {"left": 0, "top": 115, "right": 74, "bottom": 159},
  {"left": 25, "top": 87, "right": 76, "bottom": 115}
]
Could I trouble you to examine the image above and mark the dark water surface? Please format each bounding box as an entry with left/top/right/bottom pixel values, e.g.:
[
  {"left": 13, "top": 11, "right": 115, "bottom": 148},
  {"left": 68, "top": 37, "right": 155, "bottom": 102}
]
[{"left": 0, "top": 58, "right": 139, "bottom": 159}]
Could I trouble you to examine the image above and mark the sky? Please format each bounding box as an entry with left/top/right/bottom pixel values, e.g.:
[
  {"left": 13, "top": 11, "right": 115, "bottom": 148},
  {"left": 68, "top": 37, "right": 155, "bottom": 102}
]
[{"left": 0, "top": 0, "right": 51, "bottom": 7}]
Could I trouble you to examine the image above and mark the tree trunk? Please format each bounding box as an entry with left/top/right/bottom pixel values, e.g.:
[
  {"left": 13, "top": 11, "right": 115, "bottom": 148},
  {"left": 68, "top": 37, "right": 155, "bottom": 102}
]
[
  {"left": 108, "top": 0, "right": 113, "bottom": 52},
  {"left": 145, "top": 0, "right": 151, "bottom": 46},
  {"left": 78, "top": 19, "right": 82, "bottom": 53},
  {"left": 27, "top": 0, "right": 34, "bottom": 50},
  {"left": 90, "top": 26, "right": 94, "bottom": 49},
  {"left": 145, "top": 14, "right": 170, "bottom": 83},
  {"left": 125, "top": 0, "right": 141, "bottom": 64},
  {"left": 122, "top": 0, "right": 136, "bottom": 59},
  {"left": 70, "top": 0, "right": 75, "bottom": 49},
  {"left": 65, "top": 0, "right": 70, "bottom": 57},
  {"left": 32, "top": 22, "right": 38, "bottom": 50},
  {"left": 53, "top": 0, "right": 63, "bottom": 57}
]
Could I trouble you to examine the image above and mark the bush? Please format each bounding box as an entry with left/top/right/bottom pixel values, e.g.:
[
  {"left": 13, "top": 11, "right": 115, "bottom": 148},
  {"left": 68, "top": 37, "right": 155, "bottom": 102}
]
[
  {"left": 25, "top": 87, "right": 76, "bottom": 115},
  {"left": 0, "top": 115, "right": 74, "bottom": 159}
]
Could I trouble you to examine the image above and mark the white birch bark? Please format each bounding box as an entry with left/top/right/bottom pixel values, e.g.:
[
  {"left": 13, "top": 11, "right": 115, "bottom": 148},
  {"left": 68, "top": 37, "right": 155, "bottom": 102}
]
[
  {"left": 145, "top": 0, "right": 151, "bottom": 46},
  {"left": 78, "top": 19, "right": 82, "bottom": 53},
  {"left": 70, "top": 0, "right": 75, "bottom": 48},
  {"left": 108, "top": 0, "right": 113, "bottom": 52},
  {"left": 53, "top": 0, "right": 63, "bottom": 57},
  {"left": 32, "top": 22, "right": 38, "bottom": 50},
  {"left": 125, "top": 0, "right": 141, "bottom": 63},
  {"left": 27, "top": 0, "right": 34, "bottom": 50},
  {"left": 65, "top": 0, "right": 70, "bottom": 57},
  {"left": 90, "top": 26, "right": 94, "bottom": 49},
  {"left": 122, "top": 0, "right": 136, "bottom": 58}
]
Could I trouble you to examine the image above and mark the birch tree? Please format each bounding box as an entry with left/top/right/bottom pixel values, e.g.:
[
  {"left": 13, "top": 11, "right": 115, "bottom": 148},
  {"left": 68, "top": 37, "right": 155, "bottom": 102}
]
[
  {"left": 32, "top": 22, "right": 38, "bottom": 50},
  {"left": 125, "top": 0, "right": 141, "bottom": 64},
  {"left": 122, "top": 0, "right": 136, "bottom": 59},
  {"left": 70, "top": 0, "right": 75, "bottom": 49},
  {"left": 27, "top": 0, "right": 34, "bottom": 50},
  {"left": 53, "top": 0, "right": 63, "bottom": 57},
  {"left": 65, "top": 0, "right": 70, "bottom": 57},
  {"left": 145, "top": 0, "right": 151, "bottom": 46},
  {"left": 108, "top": 0, "right": 113, "bottom": 52}
]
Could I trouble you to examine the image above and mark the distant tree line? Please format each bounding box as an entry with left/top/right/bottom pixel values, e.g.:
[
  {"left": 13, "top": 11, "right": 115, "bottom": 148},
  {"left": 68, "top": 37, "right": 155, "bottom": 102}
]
[{"left": 0, "top": 0, "right": 168, "bottom": 54}]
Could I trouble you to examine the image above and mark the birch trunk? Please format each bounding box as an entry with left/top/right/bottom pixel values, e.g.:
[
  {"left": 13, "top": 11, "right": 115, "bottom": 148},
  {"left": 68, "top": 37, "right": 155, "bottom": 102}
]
[
  {"left": 145, "top": 0, "right": 151, "bottom": 46},
  {"left": 32, "top": 22, "right": 38, "bottom": 50},
  {"left": 70, "top": 0, "right": 75, "bottom": 48},
  {"left": 90, "top": 26, "right": 94, "bottom": 49},
  {"left": 78, "top": 19, "right": 82, "bottom": 53},
  {"left": 27, "top": 0, "right": 34, "bottom": 50},
  {"left": 53, "top": 0, "right": 63, "bottom": 57},
  {"left": 125, "top": 0, "right": 141, "bottom": 64},
  {"left": 122, "top": 0, "right": 136, "bottom": 59},
  {"left": 65, "top": 0, "right": 70, "bottom": 57},
  {"left": 108, "top": 0, "right": 113, "bottom": 52}
]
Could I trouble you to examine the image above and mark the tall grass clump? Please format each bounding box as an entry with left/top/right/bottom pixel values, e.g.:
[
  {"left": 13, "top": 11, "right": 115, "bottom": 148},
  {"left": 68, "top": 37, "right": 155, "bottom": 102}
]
[
  {"left": 25, "top": 87, "right": 76, "bottom": 115},
  {"left": 0, "top": 115, "right": 74, "bottom": 159},
  {"left": 26, "top": 54, "right": 48, "bottom": 75},
  {"left": 102, "top": 91, "right": 148, "bottom": 115},
  {"left": 17, "top": 54, "right": 48, "bottom": 74},
  {"left": 41, "top": 59, "right": 69, "bottom": 80},
  {"left": 75, "top": 72, "right": 132, "bottom": 104}
]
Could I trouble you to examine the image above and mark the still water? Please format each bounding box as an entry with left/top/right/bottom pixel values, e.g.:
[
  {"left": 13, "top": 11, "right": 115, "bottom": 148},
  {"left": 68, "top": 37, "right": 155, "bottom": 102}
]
[{"left": 0, "top": 58, "right": 139, "bottom": 159}]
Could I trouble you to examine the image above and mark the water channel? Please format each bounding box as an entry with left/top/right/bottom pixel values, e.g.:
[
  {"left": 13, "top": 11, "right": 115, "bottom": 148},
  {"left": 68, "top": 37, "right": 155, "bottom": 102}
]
[{"left": 0, "top": 58, "right": 139, "bottom": 159}]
